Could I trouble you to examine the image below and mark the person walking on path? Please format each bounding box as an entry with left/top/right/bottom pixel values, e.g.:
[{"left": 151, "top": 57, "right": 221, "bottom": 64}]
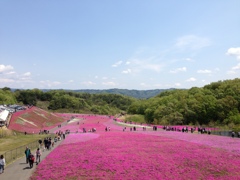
[
  {"left": 35, "top": 148, "right": 41, "bottom": 165},
  {"left": 25, "top": 147, "right": 31, "bottom": 164},
  {"left": 38, "top": 139, "right": 42, "bottom": 148},
  {"left": 0, "top": 155, "right": 6, "bottom": 174},
  {"left": 28, "top": 153, "right": 35, "bottom": 169}
]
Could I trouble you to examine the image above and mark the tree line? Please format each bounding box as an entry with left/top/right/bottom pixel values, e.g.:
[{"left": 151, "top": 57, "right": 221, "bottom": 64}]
[
  {"left": 0, "top": 88, "right": 135, "bottom": 115},
  {"left": 127, "top": 78, "right": 240, "bottom": 130},
  {"left": 1, "top": 78, "right": 240, "bottom": 129}
]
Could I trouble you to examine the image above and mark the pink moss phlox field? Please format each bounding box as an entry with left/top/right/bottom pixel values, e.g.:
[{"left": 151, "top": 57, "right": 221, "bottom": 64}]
[
  {"left": 79, "top": 115, "right": 111, "bottom": 132},
  {"left": 9, "top": 112, "right": 240, "bottom": 179},
  {"left": 103, "top": 119, "right": 147, "bottom": 131},
  {"left": 139, "top": 130, "right": 240, "bottom": 154},
  {"left": 55, "top": 114, "right": 114, "bottom": 133},
  {"left": 61, "top": 133, "right": 100, "bottom": 145},
  {"left": 8, "top": 107, "right": 64, "bottom": 133},
  {"left": 54, "top": 121, "right": 80, "bottom": 133},
  {"left": 8, "top": 107, "right": 43, "bottom": 133},
  {"left": 31, "top": 130, "right": 240, "bottom": 180}
]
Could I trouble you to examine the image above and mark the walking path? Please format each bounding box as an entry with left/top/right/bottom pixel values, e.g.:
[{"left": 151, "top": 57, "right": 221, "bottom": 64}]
[
  {"left": 1, "top": 114, "right": 71, "bottom": 180},
  {"left": 0, "top": 139, "right": 63, "bottom": 180}
]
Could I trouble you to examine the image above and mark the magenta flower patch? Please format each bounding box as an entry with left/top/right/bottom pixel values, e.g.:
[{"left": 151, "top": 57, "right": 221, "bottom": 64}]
[
  {"left": 61, "top": 133, "right": 100, "bottom": 145},
  {"left": 9, "top": 112, "right": 240, "bottom": 179},
  {"left": 31, "top": 131, "right": 240, "bottom": 180}
]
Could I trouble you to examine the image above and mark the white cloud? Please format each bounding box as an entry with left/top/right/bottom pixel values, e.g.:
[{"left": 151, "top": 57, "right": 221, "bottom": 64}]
[
  {"left": 170, "top": 67, "right": 187, "bottom": 73},
  {"left": 174, "top": 83, "right": 181, "bottom": 87},
  {"left": 185, "top": 58, "right": 194, "bottom": 62},
  {"left": 82, "top": 81, "right": 96, "bottom": 85},
  {"left": 6, "top": 71, "right": 16, "bottom": 75},
  {"left": 227, "top": 70, "right": 236, "bottom": 74},
  {"left": 0, "top": 78, "right": 14, "bottom": 83},
  {"left": 140, "top": 83, "right": 147, "bottom": 86},
  {"left": 20, "top": 77, "right": 31, "bottom": 81},
  {"left": 112, "top": 61, "right": 123, "bottom": 67},
  {"left": 186, "top": 77, "right": 196, "bottom": 82},
  {"left": 40, "top": 80, "right": 61, "bottom": 87},
  {"left": 126, "top": 61, "right": 130, "bottom": 65},
  {"left": 153, "top": 84, "right": 162, "bottom": 87},
  {"left": 0, "top": 64, "right": 14, "bottom": 73},
  {"left": 129, "top": 58, "right": 164, "bottom": 73},
  {"left": 102, "top": 77, "right": 108, "bottom": 80},
  {"left": 53, "top": 81, "right": 61, "bottom": 85},
  {"left": 175, "top": 35, "right": 211, "bottom": 50},
  {"left": 227, "top": 63, "right": 240, "bottom": 74},
  {"left": 139, "top": 83, "right": 153, "bottom": 89},
  {"left": 197, "top": 69, "right": 212, "bottom": 74},
  {"left": 226, "top": 47, "right": 240, "bottom": 60},
  {"left": 18, "top": 72, "right": 32, "bottom": 81},
  {"left": 232, "top": 63, "right": 240, "bottom": 70},
  {"left": 95, "top": 76, "right": 98, "bottom": 79},
  {"left": 122, "top": 69, "right": 132, "bottom": 74},
  {"left": 69, "top": 80, "right": 74, "bottom": 83},
  {"left": 23, "top": 72, "right": 31, "bottom": 76},
  {"left": 102, "top": 81, "right": 117, "bottom": 86}
]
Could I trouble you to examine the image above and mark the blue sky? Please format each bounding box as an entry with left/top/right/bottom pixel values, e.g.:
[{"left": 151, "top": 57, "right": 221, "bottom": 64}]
[{"left": 0, "top": 1, "right": 240, "bottom": 90}]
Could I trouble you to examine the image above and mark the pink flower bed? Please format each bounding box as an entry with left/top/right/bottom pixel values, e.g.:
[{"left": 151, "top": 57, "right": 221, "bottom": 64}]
[
  {"left": 139, "top": 130, "right": 240, "bottom": 154},
  {"left": 31, "top": 130, "right": 240, "bottom": 180},
  {"left": 54, "top": 115, "right": 114, "bottom": 133},
  {"left": 61, "top": 133, "right": 100, "bottom": 145},
  {"left": 54, "top": 123, "right": 80, "bottom": 133},
  {"left": 79, "top": 115, "right": 111, "bottom": 132},
  {"left": 7, "top": 111, "right": 240, "bottom": 179},
  {"left": 8, "top": 107, "right": 65, "bottom": 133},
  {"left": 104, "top": 119, "right": 148, "bottom": 131}
]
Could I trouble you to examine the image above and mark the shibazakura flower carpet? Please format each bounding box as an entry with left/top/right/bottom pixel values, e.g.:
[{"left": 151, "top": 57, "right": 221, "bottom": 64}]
[{"left": 31, "top": 131, "right": 240, "bottom": 180}]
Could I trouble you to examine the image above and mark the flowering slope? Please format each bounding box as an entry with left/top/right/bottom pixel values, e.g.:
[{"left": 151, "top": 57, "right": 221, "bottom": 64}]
[
  {"left": 31, "top": 131, "right": 240, "bottom": 180},
  {"left": 54, "top": 114, "right": 114, "bottom": 133},
  {"left": 8, "top": 107, "right": 65, "bottom": 133},
  {"left": 79, "top": 115, "right": 112, "bottom": 132},
  {"left": 61, "top": 133, "right": 100, "bottom": 145},
  {"left": 139, "top": 130, "right": 240, "bottom": 154}
]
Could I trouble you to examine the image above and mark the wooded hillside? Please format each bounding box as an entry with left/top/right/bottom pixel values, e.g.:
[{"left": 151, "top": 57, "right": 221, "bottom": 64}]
[
  {"left": 1, "top": 78, "right": 240, "bottom": 129},
  {"left": 127, "top": 78, "right": 240, "bottom": 128}
]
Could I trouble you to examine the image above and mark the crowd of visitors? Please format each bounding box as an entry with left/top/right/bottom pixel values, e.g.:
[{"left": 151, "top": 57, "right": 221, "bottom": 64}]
[
  {"left": 162, "top": 126, "right": 212, "bottom": 134},
  {"left": 231, "top": 131, "right": 240, "bottom": 138},
  {"left": 22, "top": 133, "right": 66, "bottom": 169},
  {"left": 122, "top": 126, "right": 147, "bottom": 131},
  {"left": 38, "top": 130, "right": 50, "bottom": 134},
  {"left": 55, "top": 131, "right": 66, "bottom": 140}
]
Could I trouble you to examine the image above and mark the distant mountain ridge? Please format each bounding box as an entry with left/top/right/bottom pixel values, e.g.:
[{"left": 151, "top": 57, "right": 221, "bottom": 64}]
[
  {"left": 67, "top": 88, "right": 175, "bottom": 99},
  {"left": 11, "top": 88, "right": 175, "bottom": 99}
]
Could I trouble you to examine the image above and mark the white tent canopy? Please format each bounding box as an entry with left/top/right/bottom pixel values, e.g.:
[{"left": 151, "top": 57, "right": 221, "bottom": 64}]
[{"left": 0, "top": 110, "right": 9, "bottom": 122}]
